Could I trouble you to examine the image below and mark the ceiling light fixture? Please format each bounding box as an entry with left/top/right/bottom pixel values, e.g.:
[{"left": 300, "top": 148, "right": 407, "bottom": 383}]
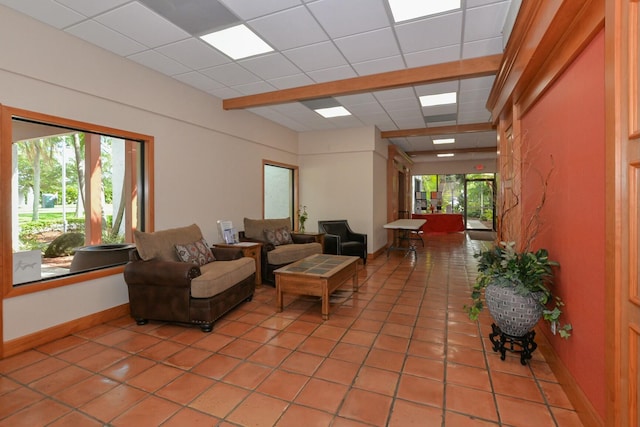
[
  {"left": 433, "top": 138, "right": 455, "bottom": 145},
  {"left": 388, "top": 0, "right": 461, "bottom": 23},
  {"left": 437, "top": 153, "right": 455, "bottom": 158},
  {"left": 420, "top": 92, "right": 457, "bottom": 107},
  {"left": 200, "top": 24, "right": 273, "bottom": 60},
  {"left": 315, "top": 106, "right": 352, "bottom": 118}
]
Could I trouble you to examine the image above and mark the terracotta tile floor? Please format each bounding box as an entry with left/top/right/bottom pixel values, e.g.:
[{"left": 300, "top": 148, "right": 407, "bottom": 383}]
[{"left": 0, "top": 233, "right": 584, "bottom": 426}]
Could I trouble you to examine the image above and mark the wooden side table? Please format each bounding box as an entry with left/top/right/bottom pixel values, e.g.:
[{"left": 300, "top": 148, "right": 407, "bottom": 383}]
[{"left": 213, "top": 242, "right": 262, "bottom": 286}]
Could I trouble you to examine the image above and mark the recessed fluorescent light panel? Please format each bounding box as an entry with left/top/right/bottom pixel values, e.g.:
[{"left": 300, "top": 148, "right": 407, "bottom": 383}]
[
  {"left": 200, "top": 24, "right": 273, "bottom": 60},
  {"left": 315, "top": 106, "right": 351, "bottom": 118},
  {"left": 420, "top": 92, "right": 457, "bottom": 107},
  {"left": 437, "top": 153, "right": 455, "bottom": 158},
  {"left": 433, "top": 138, "right": 455, "bottom": 145},
  {"left": 388, "top": 0, "right": 460, "bottom": 23}
]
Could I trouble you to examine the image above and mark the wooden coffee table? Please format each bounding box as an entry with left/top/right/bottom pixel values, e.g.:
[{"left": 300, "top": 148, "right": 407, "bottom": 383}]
[{"left": 274, "top": 254, "right": 359, "bottom": 320}]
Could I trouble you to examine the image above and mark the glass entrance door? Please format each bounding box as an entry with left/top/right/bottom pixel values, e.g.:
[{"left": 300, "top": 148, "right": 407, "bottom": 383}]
[{"left": 464, "top": 177, "right": 495, "bottom": 230}]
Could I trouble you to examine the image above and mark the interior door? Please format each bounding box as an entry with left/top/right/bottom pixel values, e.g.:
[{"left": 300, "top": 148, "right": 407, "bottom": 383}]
[{"left": 607, "top": 1, "right": 640, "bottom": 425}]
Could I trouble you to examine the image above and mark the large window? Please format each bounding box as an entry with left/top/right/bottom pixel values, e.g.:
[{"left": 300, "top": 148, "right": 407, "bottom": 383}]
[{"left": 2, "top": 106, "right": 153, "bottom": 294}]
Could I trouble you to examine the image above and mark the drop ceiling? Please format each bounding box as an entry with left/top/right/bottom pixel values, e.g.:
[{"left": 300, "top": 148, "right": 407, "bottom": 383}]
[{"left": 0, "top": 0, "right": 518, "bottom": 162}]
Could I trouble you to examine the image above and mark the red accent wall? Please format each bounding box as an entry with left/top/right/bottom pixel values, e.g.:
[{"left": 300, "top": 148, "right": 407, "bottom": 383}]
[{"left": 521, "top": 30, "right": 605, "bottom": 418}]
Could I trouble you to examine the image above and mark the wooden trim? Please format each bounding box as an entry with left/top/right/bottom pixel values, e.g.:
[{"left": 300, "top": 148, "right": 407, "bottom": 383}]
[
  {"left": 0, "top": 104, "right": 154, "bottom": 340},
  {"left": 0, "top": 105, "right": 7, "bottom": 358},
  {"left": 630, "top": 162, "right": 640, "bottom": 304},
  {"left": 224, "top": 55, "right": 502, "bottom": 110},
  {"left": 630, "top": 0, "right": 640, "bottom": 138},
  {"left": 406, "top": 146, "right": 497, "bottom": 157},
  {"left": 2, "top": 304, "right": 130, "bottom": 358},
  {"left": 535, "top": 327, "right": 605, "bottom": 427},
  {"left": 380, "top": 122, "right": 495, "bottom": 139},
  {"left": 5, "top": 266, "right": 125, "bottom": 298},
  {"left": 488, "top": 0, "right": 604, "bottom": 120},
  {"left": 517, "top": 0, "right": 605, "bottom": 117},
  {"left": 629, "top": 324, "right": 640, "bottom": 425}
]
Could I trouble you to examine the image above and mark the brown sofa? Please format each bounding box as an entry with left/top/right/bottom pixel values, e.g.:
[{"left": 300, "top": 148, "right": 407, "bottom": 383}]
[
  {"left": 239, "top": 217, "right": 322, "bottom": 285},
  {"left": 124, "top": 224, "right": 255, "bottom": 332}
]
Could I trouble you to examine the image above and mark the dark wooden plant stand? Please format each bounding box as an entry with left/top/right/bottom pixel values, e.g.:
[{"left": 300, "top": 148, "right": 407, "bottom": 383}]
[{"left": 489, "top": 323, "right": 538, "bottom": 365}]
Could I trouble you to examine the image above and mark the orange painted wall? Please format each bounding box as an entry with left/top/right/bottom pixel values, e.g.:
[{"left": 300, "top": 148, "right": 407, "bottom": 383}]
[{"left": 520, "top": 30, "right": 606, "bottom": 418}]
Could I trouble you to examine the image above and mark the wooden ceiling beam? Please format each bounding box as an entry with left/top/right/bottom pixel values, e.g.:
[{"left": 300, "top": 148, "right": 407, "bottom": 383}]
[
  {"left": 223, "top": 54, "right": 503, "bottom": 110},
  {"left": 406, "top": 146, "right": 497, "bottom": 157},
  {"left": 381, "top": 122, "right": 496, "bottom": 139}
]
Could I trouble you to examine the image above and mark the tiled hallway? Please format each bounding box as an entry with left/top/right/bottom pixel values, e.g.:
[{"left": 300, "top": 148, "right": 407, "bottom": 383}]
[{"left": 0, "top": 233, "right": 584, "bottom": 426}]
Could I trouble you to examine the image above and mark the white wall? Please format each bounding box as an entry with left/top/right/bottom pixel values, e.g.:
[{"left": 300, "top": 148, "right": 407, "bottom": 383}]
[
  {"left": 1, "top": 6, "right": 298, "bottom": 341},
  {"left": 298, "top": 127, "right": 388, "bottom": 254}
]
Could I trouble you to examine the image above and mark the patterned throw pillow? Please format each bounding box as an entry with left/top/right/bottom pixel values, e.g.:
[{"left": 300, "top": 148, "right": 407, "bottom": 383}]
[
  {"left": 263, "top": 227, "right": 293, "bottom": 246},
  {"left": 175, "top": 238, "right": 215, "bottom": 265}
]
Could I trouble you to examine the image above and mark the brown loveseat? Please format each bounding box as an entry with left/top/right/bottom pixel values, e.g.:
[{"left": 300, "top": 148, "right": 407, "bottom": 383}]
[
  {"left": 239, "top": 217, "right": 322, "bottom": 285},
  {"left": 124, "top": 224, "right": 255, "bottom": 332}
]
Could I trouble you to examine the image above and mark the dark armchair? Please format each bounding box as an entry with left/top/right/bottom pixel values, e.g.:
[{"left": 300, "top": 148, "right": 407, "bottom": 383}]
[{"left": 317, "top": 220, "right": 367, "bottom": 264}]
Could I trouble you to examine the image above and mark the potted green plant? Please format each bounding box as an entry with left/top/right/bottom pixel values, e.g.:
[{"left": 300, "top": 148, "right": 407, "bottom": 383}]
[
  {"left": 465, "top": 241, "right": 572, "bottom": 339},
  {"left": 298, "top": 205, "right": 308, "bottom": 233}
]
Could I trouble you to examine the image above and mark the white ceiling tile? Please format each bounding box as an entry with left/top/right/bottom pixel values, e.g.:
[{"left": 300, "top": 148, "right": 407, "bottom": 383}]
[
  {"left": 65, "top": 20, "right": 147, "bottom": 56},
  {"left": 173, "top": 72, "right": 225, "bottom": 91},
  {"left": 0, "top": 0, "right": 85, "bottom": 28},
  {"left": 462, "top": 37, "right": 504, "bottom": 58},
  {"left": 95, "top": 2, "right": 190, "bottom": 48},
  {"left": 248, "top": 6, "right": 328, "bottom": 50},
  {"left": 201, "top": 63, "right": 261, "bottom": 86},
  {"left": 249, "top": 107, "right": 310, "bottom": 131},
  {"left": 207, "top": 87, "right": 243, "bottom": 99},
  {"left": 268, "top": 74, "right": 316, "bottom": 89},
  {"left": 393, "top": 117, "right": 427, "bottom": 129},
  {"left": 232, "top": 81, "right": 277, "bottom": 95},
  {"left": 332, "top": 116, "right": 366, "bottom": 129},
  {"left": 460, "top": 88, "right": 491, "bottom": 104},
  {"left": 395, "top": 12, "right": 463, "bottom": 53},
  {"left": 376, "top": 121, "right": 400, "bottom": 131},
  {"left": 307, "top": 66, "right": 357, "bottom": 83},
  {"left": 355, "top": 111, "right": 392, "bottom": 123},
  {"left": 467, "top": 0, "right": 510, "bottom": 8},
  {"left": 56, "top": 0, "right": 129, "bottom": 17},
  {"left": 335, "top": 28, "right": 400, "bottom": 64},
  {"left": 352, "top": 56, "right": 405, "bottom": 76},
  {"left": 373, "top": 87, "right": 416, "bottom": 102},
  {"left": 460, "top": 76, "right": 496, "bottom": 91},
  {"left": 458, "top": 110, "right": 491, "bottom": 124},
  {"left": 464, "top": 2, "right": 510, "bottom": 41},
  {"left": 383, "top": 98, "right": 421, "bottom": 112},
  {"left": 238, "top": 53, "right": 302, "bottom": 80},
  {"left": 283, "top": 42, "right": 347, "bottom": 72},
  {"left": 0, "top": 0, "right": 509, "bottom": 137},
  {"left": 404, "top": 45, "right": 460, "bottom": 68},
  {"left": 219, "top": 0, "right": 302, "bottom": 20},
  {"left": 127, "top": 50, "right": 191, "bottom": 76},
  {"left": 307, "top": 0, "right": 390, "bottom": 38},
  {"left": 414, "top": 81, "right": 460, "bottom": 96},
  {"left": 422, "top": 104, "right": 458, "bottom": 116},
  {"left": 156, "top": 39, "right": 230, "bottom": 70},
  {"left": 335, "top": 93, "right": 379, "bottom": 107}
]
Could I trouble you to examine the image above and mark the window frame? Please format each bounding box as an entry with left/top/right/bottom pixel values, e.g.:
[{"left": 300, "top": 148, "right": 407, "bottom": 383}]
[
  {"left": 1, "top": 105, "right": 154, "bottom": 298},
  {"left": 262, "top": 160, "right": 299, "bottom": 228}
]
